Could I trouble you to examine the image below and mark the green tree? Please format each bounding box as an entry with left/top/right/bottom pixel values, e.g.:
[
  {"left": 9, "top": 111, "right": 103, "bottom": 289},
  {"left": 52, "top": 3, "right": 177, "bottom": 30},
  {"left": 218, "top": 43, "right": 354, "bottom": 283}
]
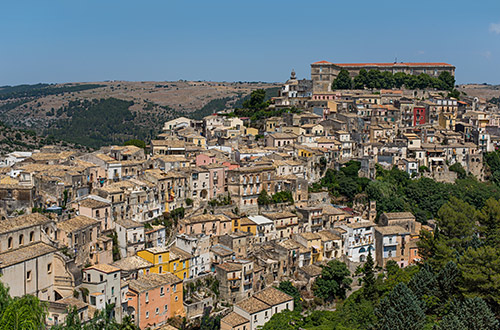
[
  {"left": 332, "top": 69, "right": 352, "bottom": 90},
  {"left": 436, "top": 197, "right": 477, "bottom": 249},
  {"left": 199, "top": 309, "right": 221, "bottom": 330},
  {"left": 242, "top": 89, "right": 268, "bottom": 110},
  {"left": 261, "top": 310, "right": 303, "bottom": 330},
  {"left": 436, "top": 261, "right": 460, "bottom": 301},
  {"left": 313, "top": 260, "right": 352, "bottom": 301},
  {"left": 358, "top": 252, "right": 377, "bottom": 301},
  {"left": 458, "top": 245, "right": 500, "bottom": 311},
  {"left": 124, "top": 139, "right": 146, "bottom": 149},
  {"left": 353, "top": 69, "right": 368, "bottom": 89},
  {"left": 477, "top": 198, "right": 500, "bottom": 247},
  {"left": 0, "top": 295, "right": 47, "bottom": 330},
  {"left": 449, "top": 163, "right": 466, "bottom": 179},
  {"left": 258, "top": 189, "right": 271, "bottom": 206},
  {"left": 437, "top": 298, "right": 499, "bottom": 330},
  {"left": 438, "top": 71, "right": 456, "bottom": 91},
  {"left": 277, "top": 281, "right": 302, "bottom": 311},
  {"left": 417, "top": 228, "right": 455, "bottom": 270},
  {"left": 408, "top": 264, "right": 438, "bottom": 312},
  {"left": 394, "top": 72, "right": 407, "bottom": 88},
  {"left": 375, "top": 283, "right": 426, "bottom": 330}
]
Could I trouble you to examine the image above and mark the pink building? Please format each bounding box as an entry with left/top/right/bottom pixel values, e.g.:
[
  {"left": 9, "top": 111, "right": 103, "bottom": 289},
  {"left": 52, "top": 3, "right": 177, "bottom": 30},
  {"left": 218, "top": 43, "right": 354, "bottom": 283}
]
[
  {"left": 178, "top": 214, "right": 231, "bottom": 237},
  {"left": 72, "top": 196, "right": 112, "bottom": 232},
  {"left": 127, "top": 272, "right": 184, "bottom": 329},
  {"left": 202, "top": 164, "right": 227, "bottom": 199},
  {"left": 195, "top": 154, "right": 217, "bottom": 167}
]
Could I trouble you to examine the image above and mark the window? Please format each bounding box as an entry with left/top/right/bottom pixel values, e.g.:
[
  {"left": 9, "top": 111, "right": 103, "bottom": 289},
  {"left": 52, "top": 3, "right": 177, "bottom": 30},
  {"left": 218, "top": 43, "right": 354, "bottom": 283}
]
[
  {"left": 145, "top": 292, "right": 149, "bottom": 303},
  {"left": 159, "top": 266, "right": 163, "bottom": 273},
  {"left": 29, "top": 231, "right": 35, "bottom": 242},
  {"left": 173, "top": 284, "right": 177, "bottom": 292},
  {"left": 158, "top": 255, "right": 162, "bottom": 263},
  {"left": 47, "top": 263, "right": 52, "bottom": 274},
  {"left": 175, "top": 296, "right": 178, "bottom": 302},
  {"left": 27, "top": 271, "right": 32, "bottom": 281},
  {"left": 111, "top": 287, "right": 114, "bottom": 295},
  {"left": 7, "top": 237, "right": 12, "bottom": 249},
  {"left": 19, "top": 234, "right": 24, "bottom": 246},
  {"left": 146, "top": 311, "right": 149, "bottom": 319},
  {"left": 160, "top": 287, "right": 164, "bottom": 296},
  {"left": 100, "top": 275, "right": 104, "bottom": 282},
  {"left": 164, "top": 304, "right": 168, "bottom": 312},
  {"left": 156, "top": 308, "right": 159, "bottom": 315}
]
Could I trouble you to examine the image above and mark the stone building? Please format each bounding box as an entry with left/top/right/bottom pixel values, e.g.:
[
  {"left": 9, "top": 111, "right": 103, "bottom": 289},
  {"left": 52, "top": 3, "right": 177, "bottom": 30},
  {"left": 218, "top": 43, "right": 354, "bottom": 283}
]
[{"left": 311, "top": 60, "right": 455, "bottom": 92}]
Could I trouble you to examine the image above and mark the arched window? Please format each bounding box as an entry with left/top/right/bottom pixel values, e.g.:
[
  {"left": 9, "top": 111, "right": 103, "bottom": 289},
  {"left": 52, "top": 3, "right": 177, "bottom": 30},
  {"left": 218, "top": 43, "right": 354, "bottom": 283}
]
[
  {"left": 19, "top": 234, "right": 24, "bottom": 246},
  {"left": 29, "top": 231, "right": 35, "bottom": 242},
  {"left": 7, "top": 237, "right": 12, "bottom": 249}
]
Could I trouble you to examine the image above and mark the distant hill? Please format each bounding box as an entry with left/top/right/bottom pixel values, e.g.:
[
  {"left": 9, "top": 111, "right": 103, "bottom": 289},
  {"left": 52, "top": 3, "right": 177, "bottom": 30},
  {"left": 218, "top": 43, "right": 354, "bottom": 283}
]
[
  {"left": 0, "top": 121, "right": 87, "bottom": 155},
  {"left": 457, "top": 84, "right": 500, "bottom": 101},
  {"left": 0, "top": 81, "right": 278, "bottom": 149}
]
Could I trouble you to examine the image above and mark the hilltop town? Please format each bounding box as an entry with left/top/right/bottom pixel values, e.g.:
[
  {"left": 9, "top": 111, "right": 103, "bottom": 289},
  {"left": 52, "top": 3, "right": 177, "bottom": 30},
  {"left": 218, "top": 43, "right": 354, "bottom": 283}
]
[{"left": 1, "top": 60, "right": 500, "bottom": 329}]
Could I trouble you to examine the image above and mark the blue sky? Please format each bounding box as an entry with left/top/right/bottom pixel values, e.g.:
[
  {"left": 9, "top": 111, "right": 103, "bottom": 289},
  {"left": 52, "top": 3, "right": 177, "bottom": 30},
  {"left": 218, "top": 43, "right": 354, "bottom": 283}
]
[{"left": 1, "top": 0, "right": 499, "bottom": 85}]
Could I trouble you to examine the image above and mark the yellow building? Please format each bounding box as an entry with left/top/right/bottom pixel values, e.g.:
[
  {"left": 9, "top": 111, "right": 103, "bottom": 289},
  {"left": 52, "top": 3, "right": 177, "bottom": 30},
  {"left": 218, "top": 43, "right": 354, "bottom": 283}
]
[
  {"left": 244, "top": 127, "right": 259, "bottom": 136},
  {"left": 232, "top": 217, "right": 257, "bottom": 235},
  {"left": 137, "top": 246, "right": 192, "bottom": 280},
  {"left": 297, "top": 147, "right": 314, "bottom": 158}
]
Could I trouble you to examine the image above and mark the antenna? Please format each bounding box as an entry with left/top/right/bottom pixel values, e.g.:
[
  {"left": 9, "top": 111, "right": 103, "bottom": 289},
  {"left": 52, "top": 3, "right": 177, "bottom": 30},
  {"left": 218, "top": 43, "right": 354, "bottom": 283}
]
[{"left": 394, "top": 56, "right": 397, "bottom": 64}]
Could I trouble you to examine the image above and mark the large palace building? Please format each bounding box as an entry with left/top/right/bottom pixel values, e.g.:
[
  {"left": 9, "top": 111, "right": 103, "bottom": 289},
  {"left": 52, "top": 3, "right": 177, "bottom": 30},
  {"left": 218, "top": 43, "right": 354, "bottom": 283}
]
[{"left": 311, "top": 60, "right": 455, "bottom": 92}]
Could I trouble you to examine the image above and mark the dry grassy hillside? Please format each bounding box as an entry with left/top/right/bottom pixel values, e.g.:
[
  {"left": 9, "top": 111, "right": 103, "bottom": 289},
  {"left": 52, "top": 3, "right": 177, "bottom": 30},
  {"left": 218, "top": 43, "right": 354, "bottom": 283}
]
[
  {"left": 0, "top": 81, "right": 278, "bottom": 149},
  {"left": 457, "top": 84, "right": 500, "bottom": 101}
]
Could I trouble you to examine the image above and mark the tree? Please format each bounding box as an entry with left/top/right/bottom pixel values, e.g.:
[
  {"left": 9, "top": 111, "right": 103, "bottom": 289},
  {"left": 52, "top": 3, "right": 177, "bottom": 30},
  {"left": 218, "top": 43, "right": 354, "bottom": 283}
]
[
  {"left": 437, "top": 297, "right": 499, "bottom": 330},
  {"left": 258, "top": 189, "right": 271, "bottom": 206},
  {"left": 436, "top": 197, "right": 477, "bottom": 249},
  {"left": 358, "top": 252, "right": 376, "bottom": 301},
  {"left": 124, "top": 139, "right": 146, "bottom": 149},
  {"left": 242, "top": 89, "right": 268, "bottom": 110},
  {"left": 438, "top": 71, "right": 455, "bottom": 91},
  {"left": 0, "top": 295, "right": 47, "bottom": 330},
  {"left": 278, "top": 281, "right": 302, "bottom": 311},
  {"left": 417, "top": 228, "right": 455, "bottom": 270},
  {"left": 436, "top": 261, "right": 460, "bottom": 301},
  {"left": 119, "top": 315, "right": 139, "bottom": 330},
  {"left": 458, "top": 245, "right": 500, "bottom": 311},
  {"left": 408, "top": 264, "right": 438, "bottom": 312},
  {"left": 261, "top": 310, "right": 303, "bottom": 330},
  {"left": 375, "top": 283, "right": 426, "bottom": 330},
  {"left": 332, "top": 69, "right": 352, "bottom": 90},
  {"left": 353, "top": 69, "right": 368, "bottom": 89},
  {"left": 313, "top": 260, "right": 352, "bottom": 301},
  {"left": 199, "top": 309, "right": 221, "bottom": 330},
  {"left": 477, "top": 198, "right": 500, "bottom": 247},
  {"left": 449, "top": 163, "right": 466, "bottom": 179},
  {"left": 394, "top": 72, "right": 407, "bottom": 88}
]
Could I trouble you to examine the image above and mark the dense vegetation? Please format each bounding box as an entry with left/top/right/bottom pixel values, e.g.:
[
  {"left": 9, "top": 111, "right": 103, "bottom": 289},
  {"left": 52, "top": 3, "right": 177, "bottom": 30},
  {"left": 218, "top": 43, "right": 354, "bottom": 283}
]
[
  {"left": 46, "top": 98, "right": 154, "bottom": 149},
  {"left": 332, "top": 69, "right": 456, "bottom": 92},
  {"left": 0, "top": 121, "right": 85, "bottom": 154},
  {"left": 263, "top": 150, "right": 500, "bottom": 329},
  {"left": 258, "top": 189, "right": 294, "bottom": 206},
  {"left": 0, "top": 83, "right": 105, "bottom": 100},
  {"left": 233, "top": 89, "right": 301, "bottom": 122},
  {"left": 311, "top": 160, "right": 500, "bottom": 223}
]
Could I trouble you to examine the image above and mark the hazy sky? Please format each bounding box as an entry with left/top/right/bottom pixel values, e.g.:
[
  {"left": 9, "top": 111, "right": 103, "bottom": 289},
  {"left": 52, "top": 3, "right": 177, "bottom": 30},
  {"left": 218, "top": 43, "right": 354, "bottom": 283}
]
[{"left": 1, "top": 0, "right": 500, "bottom": 85}]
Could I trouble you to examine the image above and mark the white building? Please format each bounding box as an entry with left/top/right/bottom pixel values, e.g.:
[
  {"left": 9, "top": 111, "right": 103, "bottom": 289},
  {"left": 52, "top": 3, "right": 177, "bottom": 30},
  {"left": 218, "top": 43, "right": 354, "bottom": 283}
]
[
  {"left": 231, "top": 287, "right": 294, "bottom": 330},
  {"left": 247, "top": 215, "right": 276, "bottom": 243},
  {"left": 340, "top": 220, "right": 375, "bottom": 262},
  {"left": 175, "top": 233, "right": 211, "bottom": 278}
]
